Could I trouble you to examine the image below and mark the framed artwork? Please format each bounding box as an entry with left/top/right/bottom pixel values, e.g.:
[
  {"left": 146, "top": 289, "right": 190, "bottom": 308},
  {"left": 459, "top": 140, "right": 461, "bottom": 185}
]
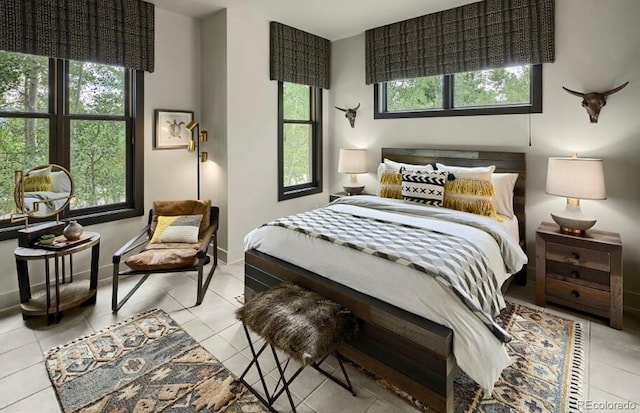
[{"left": 154, "top": 109, "right": 194, "bottom": 149}]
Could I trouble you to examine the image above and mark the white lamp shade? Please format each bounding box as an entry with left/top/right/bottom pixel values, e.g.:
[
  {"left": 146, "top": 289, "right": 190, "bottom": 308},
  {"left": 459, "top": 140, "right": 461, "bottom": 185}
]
[
  {"left": 338, "top": 149, "right": 367, "bottom": 174},
  {"left": 546, "top": 157, "right": 606, "bottom": 200}
]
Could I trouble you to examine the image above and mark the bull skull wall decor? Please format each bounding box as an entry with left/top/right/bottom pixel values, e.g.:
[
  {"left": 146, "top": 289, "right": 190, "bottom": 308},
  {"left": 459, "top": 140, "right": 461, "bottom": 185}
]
[
  {"left": 335, "top": 103, "right": 360, "bottom": 128},
  {"left": 562, "top": 81, "right": 629, "bottom": 123}
]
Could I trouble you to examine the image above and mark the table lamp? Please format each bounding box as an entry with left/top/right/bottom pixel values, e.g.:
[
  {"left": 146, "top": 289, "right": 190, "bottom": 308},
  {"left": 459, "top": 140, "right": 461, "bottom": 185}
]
[
  {"left": 338, "top": 148, "right": 367, "bottom": 195},
  {"left": 545, "top": 153, "right": 606, "bottom": 235}
]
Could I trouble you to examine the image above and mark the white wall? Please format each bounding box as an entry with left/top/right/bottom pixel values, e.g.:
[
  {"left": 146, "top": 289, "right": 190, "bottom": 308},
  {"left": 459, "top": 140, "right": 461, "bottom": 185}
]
[
  {"left": 200, "top": 10, "right": 229, "bottom": 261},
  {"left": 0, "top": 8, "right": 202, "bottom": 310},
  {"left": 329, "top": 0, "right": 640, "bottom": 311},
  {"left": 202, "top": 5, "right": 330, "bottom": 263}
]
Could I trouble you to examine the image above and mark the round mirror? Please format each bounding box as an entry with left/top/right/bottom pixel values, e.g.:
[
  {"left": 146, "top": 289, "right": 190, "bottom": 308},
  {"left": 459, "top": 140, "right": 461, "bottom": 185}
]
[{"left": 14, "top": 164, "right": 74, "bottom": 219}]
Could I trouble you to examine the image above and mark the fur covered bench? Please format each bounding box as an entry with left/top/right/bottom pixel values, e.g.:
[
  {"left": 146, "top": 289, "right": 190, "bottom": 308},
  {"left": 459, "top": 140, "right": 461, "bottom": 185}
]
[{"left": 236, "top": 284, "right": 357, "bottom": 412}]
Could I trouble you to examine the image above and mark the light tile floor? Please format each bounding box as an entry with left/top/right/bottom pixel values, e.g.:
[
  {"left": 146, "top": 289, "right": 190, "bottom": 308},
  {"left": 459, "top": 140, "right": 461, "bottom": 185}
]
[{"left": 0, "top": 261, "right": 639, "bottom": 412}]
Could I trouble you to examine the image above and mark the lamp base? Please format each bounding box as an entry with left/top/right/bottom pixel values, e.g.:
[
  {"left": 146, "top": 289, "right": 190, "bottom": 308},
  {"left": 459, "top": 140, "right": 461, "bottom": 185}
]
[
  {"left": 342, "top": 185, "right": 365, "bottom": 195},
  {"left": 550, "top": 212, "right": 596, "bottom": 236},
  {"left": 550, "top": 197, "right": 597, "bottom": 235}
]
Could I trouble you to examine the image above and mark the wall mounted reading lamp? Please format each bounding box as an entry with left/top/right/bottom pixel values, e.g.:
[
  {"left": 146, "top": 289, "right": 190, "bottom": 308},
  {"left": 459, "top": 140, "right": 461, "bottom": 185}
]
[{"left": 186, "top": 121, "right": 208, "bottom": 199}]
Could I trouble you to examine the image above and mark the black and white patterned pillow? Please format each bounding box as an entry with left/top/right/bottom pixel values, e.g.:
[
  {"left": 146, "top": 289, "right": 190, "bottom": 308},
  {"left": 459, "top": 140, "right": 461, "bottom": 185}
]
[{"left": 401, "top": 171, "right": 449, "bottom": 206}]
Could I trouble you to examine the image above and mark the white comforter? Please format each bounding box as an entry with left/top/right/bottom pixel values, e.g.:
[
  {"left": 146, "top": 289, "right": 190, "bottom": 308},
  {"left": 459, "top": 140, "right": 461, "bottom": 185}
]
[{"left": 244, "top": 195, "right": 528, "bottom": 394}]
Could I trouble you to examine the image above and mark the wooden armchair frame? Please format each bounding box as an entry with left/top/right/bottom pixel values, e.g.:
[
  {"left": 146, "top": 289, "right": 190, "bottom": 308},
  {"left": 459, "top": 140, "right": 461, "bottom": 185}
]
[{"left": 112, "top": 206, "right": 219, "bottom": 312}]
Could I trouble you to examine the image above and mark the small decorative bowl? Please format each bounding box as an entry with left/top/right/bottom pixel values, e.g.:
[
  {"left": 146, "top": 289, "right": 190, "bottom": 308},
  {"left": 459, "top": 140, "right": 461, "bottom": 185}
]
[{"left": 40, "top": 235, "right": 56, "bottom": 245}]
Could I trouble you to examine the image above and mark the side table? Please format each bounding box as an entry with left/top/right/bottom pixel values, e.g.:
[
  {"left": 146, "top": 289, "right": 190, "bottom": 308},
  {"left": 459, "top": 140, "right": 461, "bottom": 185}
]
[{"left": 15, "top": 231, "right": 100, "bottom": 324}]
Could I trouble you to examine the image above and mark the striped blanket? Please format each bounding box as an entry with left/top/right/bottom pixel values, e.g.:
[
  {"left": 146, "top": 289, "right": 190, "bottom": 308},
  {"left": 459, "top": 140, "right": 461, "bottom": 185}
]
[{"left": 265, "top": 208, "right": 511, "bottom": 343}]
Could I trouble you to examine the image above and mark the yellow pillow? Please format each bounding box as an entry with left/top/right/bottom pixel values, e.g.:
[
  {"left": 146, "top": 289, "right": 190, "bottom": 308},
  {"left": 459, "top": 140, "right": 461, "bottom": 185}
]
[
  {"left": 377, "top": 169, "right": 402, "bottom": 199},
  {"left": 23, "top": 175, "right": 52, "bottom": 192},
  {"left": 443, "top": 178, "right": 502, "bottom": 220},
  {"left": 150, "top": 215, "right": 203, "bottom": 244}
]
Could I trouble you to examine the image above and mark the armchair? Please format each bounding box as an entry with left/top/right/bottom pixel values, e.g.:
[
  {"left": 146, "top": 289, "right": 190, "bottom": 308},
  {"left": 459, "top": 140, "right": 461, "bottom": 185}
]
[{"left": 112, "top": 200, "right": 219, "bottom": 312}]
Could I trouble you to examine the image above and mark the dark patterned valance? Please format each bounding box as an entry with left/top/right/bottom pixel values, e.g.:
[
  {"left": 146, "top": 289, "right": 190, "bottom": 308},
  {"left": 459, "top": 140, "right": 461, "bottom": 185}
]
[
  {"left": 365, "top": 0, "right": 554, "bottom": 84},
  {"left": 0, "top": 0, "right": 155, "bottom": 72},
  {"left": 270, "top": 21, "right": 331, "bottom": 89}
]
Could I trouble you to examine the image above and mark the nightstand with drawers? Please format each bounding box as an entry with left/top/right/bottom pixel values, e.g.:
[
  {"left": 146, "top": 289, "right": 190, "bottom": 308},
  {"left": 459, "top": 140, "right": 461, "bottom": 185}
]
[{"left": 535, "top": 222, "right": 623, "bottom": 329}]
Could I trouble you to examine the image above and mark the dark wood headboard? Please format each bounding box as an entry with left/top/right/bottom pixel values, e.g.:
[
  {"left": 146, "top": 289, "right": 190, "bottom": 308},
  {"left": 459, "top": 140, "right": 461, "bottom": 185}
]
[{"left": 382, "top": 148, "right": 527, "bottom": 283}]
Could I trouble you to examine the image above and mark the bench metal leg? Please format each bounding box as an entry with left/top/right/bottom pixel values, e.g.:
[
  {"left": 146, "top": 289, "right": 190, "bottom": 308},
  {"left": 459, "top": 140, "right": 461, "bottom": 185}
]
[
  {"left": 312, "top": 353, "right": 356, "bottom": 396},
  {"left": 239, "top": 323, "right": 356, "bottom": 412},
  {"left": 270, "top": 346, "right": 297, "bottom": 412}
]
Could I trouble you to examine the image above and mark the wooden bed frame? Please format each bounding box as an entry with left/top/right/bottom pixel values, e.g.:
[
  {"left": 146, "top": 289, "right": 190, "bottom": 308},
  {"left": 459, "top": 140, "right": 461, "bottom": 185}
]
[{"left": 244, "top": 148, "right": 526, "bottom": 413}]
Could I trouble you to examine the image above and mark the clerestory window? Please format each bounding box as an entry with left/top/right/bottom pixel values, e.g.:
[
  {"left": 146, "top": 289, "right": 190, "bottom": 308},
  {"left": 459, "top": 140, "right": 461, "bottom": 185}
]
[{"left": 375, "top": 64, "right": 542, "bottom": 119}]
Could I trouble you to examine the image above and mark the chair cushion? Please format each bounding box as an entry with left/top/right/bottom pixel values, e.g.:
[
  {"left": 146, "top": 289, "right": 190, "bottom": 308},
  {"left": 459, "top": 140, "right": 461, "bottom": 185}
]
[
  {"left": 150, "top": 200, "right": 211, "bottom": 237},
  {"left": 124, "top": 245, "right": 199, "bottom": 271}
]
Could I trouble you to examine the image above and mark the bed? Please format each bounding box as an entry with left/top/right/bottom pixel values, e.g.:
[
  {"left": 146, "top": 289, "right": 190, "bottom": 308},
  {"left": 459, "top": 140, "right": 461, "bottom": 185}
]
[{"left": 244, "top": 148, "right": 527, "bottom": 413}]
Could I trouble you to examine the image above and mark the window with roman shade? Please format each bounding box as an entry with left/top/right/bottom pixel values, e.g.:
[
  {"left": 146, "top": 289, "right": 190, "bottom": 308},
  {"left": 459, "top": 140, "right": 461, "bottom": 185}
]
[
  {"left": 270, "top": 21, "right": 331, "bottom": 90},
  {"left": 0, "top": 0, "right": 153, "bottom": 239},
  {"left": 0, "top": 0, "right": 154, "bottom": 72},
  {"left": 270, "top": 22, "right": 329, "bottom": 201},
  {"left": 365, "top": 0, "right": 555, "bottom": 84}
]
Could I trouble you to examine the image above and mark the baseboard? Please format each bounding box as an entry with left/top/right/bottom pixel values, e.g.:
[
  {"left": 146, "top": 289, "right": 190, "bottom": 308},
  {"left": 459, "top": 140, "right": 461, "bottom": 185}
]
[
  {"left": 0, "top": 264, "right": 113, "bottom": 312},
  {"left": 0, "top": 290, "right": 19, "bottom": 313},
  {"left": 624, "top": 289, "right": 640, "bottom": 315},
  {"left": 1, "top": 246, "right": 229, "bottom": 312},
  {"left": 526, "top": 265, "right": 536, "bottom": 283},
  {"left": 214, "top": 245, "right": 244, "bottom": 265},
  {"left": 214, "top": 246, "right": 228, "bottom": 265}
]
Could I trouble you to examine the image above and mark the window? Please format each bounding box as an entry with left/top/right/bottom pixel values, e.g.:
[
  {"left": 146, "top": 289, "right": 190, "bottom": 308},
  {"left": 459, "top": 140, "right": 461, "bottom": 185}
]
[
  {"left": 278, "top": 81, "right": 322, "bottom": 201},
  {"left": 375, "top": 64, "right": 542, "bottom": 119},
  {"left": 0, "top": 50, "right": 144, "bottom": 239}
]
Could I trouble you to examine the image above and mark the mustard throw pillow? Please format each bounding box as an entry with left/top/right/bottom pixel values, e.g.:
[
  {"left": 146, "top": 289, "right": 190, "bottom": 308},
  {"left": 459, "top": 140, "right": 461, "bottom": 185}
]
[
  {"left": 377, "top": 169, "right": 402, "bottom": 199},
  {"left": 150, "top": 215, "right": 203, "bottom": 243},
  {"left": 23, "top": 175, "right": 52, "bottom": 192},
  {"left": 443, "top": 178, "right": 501, "bottom": 220}
]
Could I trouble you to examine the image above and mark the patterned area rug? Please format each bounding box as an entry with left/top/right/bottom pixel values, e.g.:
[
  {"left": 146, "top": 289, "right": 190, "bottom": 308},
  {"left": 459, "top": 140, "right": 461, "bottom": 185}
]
[
  {"left": 45, "top": 309, "right": 268, "bottom": 412},
  {"left": 357, "top": 302, "right": 585, "bottom": 413}
]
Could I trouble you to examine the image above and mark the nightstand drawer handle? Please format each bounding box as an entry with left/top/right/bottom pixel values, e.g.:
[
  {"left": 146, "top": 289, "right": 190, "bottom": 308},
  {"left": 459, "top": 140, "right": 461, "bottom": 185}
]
[
  {"left": 569, "top": 252, "right": 580, "bottom": 260},
  {"left": 570, "top": 271, "right": 580, "bottom": 279},
  {"left": 570, "top": 290, "right": 580, "bottom": 298}
]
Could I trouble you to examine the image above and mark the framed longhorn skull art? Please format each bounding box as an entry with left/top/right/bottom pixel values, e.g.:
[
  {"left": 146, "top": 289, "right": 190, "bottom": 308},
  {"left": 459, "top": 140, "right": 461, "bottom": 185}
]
[
  {"left": 562, "top": 82, "right": 629, "bottom": 123},
  {"left": 154, "top": 109, "right": 194, "bottom": 149}
]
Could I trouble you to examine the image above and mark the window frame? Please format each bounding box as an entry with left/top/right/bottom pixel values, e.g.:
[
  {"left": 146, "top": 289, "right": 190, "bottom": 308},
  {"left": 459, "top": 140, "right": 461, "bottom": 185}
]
[
  {"left": 374, "top": 64, "right": 542, "bottom": 119},
  {"left": 277, "top": 81, "right": 323, "bottom": 201},
  {"left": 0, "top": 56, "right": 144, "bottom": 241}
]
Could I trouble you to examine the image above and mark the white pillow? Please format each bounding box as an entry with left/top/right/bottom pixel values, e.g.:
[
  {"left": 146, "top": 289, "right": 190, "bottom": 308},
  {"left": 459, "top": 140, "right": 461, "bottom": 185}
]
[
  {"left": 384, "top": 158, "right": 434, "bottom": 172},
  {"left": 379, "top": 159, "right": 433, "bottom": 180},
  {"left": 377, "top": 162, "right": 387, "bottom": 180},
  {"left": 378, "top": 161, "right": 434, "bottom": 196},
  {"left": 150, "top": 215, "right": 203, "bottom": 244},
  {"left": 51, "top": 171, "right": 71, "bottom": 193},
  {"left": 28, "top": 166, "right": 52, "bottom": 177},
  {"left": 435, "top": 163, "right": 495, "bottom": 180},
  {"left": 492, "top": 173, "right": 519, "bottom": 218}
]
